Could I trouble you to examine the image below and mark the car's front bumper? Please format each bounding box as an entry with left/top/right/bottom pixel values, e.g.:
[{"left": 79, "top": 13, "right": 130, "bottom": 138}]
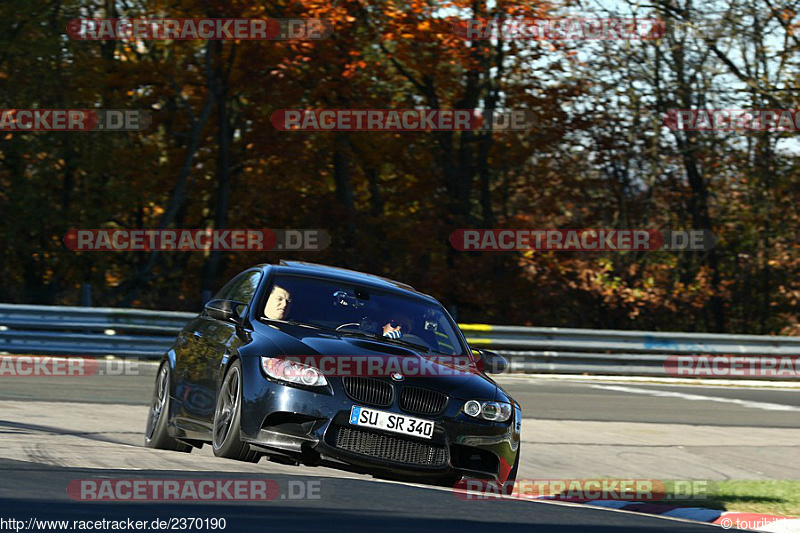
[{"left": 238, "top": 356, "right": 520, "bottom": 483}]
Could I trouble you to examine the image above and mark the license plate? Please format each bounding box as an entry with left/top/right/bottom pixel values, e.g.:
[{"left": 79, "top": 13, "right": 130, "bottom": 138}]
[{"left": 349, "top": 406, "right": 434, "bottom": 440}]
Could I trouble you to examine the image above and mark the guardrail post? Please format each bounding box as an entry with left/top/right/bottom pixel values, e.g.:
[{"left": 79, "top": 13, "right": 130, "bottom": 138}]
[{"left": 80, "top": 283, "right": 92, "bottom": 307}]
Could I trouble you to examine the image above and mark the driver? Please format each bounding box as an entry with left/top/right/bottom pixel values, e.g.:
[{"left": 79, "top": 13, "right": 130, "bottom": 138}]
[{"left": 264, "top": 285, "right": 292, "bottom": 320}]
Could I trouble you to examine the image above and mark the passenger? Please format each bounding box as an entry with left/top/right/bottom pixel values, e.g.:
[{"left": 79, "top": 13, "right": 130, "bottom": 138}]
[{"left": 382, "top": 315, "right": 412, "bottom": 339}]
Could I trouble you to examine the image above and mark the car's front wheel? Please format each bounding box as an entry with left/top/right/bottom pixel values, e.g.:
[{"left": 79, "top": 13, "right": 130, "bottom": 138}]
[
  {"left": 145, "top": 362, "right": 191, "bottom": 452},
  {"left": 212, "top": 359, "right": 259, "bottom": 462}
]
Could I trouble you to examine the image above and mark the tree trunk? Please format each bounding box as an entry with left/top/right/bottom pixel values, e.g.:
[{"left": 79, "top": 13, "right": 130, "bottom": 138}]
[{"left": 200, "top": 41, "right": 233, "bottom": 302}]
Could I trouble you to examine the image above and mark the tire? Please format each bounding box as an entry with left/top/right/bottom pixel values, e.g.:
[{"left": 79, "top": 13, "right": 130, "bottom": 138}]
[
  {"left": 212, "top": 360, "right": 260, "bottom": 462},
  {"left": 145, "top": 362, "right": 192, "bottom": 452}
]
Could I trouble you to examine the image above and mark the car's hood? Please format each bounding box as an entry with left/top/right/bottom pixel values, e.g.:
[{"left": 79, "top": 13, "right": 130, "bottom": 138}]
[{"left": 255, "top": 321, "right": 499, "bottom": 401}]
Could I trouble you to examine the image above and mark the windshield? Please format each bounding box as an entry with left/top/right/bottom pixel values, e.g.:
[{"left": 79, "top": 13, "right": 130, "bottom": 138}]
[{"left": 260, "top": 274, "right": 466, "bottom": 355}]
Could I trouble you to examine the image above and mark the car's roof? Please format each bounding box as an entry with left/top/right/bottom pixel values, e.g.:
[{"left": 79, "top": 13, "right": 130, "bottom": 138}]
[{"left": 256, "top": 261, "right": 435, "bottom": 300}]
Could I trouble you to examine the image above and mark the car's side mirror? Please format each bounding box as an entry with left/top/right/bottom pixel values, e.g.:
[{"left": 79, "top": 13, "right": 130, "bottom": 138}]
[
  {"left": 205, "top": 299, "right": 245, "bottom": 323},
  {"left": 474, "top": 348, "right": 509, "bottom": 374}
]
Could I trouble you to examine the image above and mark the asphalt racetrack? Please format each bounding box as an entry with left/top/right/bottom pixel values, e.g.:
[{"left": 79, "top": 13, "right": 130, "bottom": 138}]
[{"left": 1, "top": 361, "right": 797, "bottom": 532}]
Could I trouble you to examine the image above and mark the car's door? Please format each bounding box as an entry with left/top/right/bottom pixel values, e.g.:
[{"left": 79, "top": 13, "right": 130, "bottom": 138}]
[
  {"left": 196, "top": 269, "right": 263, "bottom": 428},
  {"left": 172, "top": 313, "right": 215, "bottom": 434},
  {"left": 172, "top": 270, "right": 263, "bottom": 434}
]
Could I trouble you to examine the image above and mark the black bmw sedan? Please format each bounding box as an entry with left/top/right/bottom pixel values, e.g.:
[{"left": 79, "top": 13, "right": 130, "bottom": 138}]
[{"left": 145, "top": 261, "right": 521, "bottom": 489}]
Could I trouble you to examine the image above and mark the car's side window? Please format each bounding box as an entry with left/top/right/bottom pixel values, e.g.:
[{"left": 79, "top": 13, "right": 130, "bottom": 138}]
[{"left": 214, "top": 271, "right": 263, "bottom": 305}]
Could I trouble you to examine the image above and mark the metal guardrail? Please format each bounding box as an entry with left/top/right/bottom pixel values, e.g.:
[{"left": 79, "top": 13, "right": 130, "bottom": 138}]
[
  {"left": 0, "top": 304, "right": 798, "bottom": 379},
  {"left": 460, "top": 324, "right": 800, "bottom": 379},
  {"left": 0, "top": 304, "right": 194, "bottom": 357}
]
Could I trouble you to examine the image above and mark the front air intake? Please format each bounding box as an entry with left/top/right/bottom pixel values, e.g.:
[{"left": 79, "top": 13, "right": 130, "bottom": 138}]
[{"left": 342, "top": 377, "right": 393, "bottom": 407}]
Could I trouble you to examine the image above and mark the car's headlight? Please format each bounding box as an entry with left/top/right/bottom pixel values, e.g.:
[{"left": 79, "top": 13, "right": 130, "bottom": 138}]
[
  {"left": 260, "top": 357, "right": 328, "bottom": 387},
  {"left": 463, "top": 400, "right": 513, "bottom": 422}
]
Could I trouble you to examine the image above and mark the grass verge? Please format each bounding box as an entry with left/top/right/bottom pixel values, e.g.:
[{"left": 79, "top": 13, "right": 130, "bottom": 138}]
[
  {"left": 511, "top": 479, "right": 800, "bottom": 517},
  {"left": 660, "top": 480, "right": 800, "bottom": 517}
]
